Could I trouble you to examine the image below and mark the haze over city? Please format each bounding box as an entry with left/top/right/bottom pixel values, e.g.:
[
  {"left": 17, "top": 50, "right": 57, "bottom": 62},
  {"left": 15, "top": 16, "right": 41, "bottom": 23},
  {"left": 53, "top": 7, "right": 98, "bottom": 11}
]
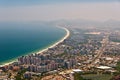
[
  {"left": 1, "top": 0, "right": 120, "bottom": 80},
  {"left": 0, "top": 0, "right": 120, "bottom": 21}
]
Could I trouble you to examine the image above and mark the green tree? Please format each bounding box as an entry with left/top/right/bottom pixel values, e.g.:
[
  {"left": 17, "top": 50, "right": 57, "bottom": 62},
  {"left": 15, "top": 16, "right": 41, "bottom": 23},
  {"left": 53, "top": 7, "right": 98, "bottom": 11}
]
[
  {"left": 74, "top": 73, "right": 84, "bottom": 80},
  {"left": 15, "top": 68, "right": 27, "bottom": 80},
  {"left": 116, "top": 61, "right": 120, "bottom": 73}
]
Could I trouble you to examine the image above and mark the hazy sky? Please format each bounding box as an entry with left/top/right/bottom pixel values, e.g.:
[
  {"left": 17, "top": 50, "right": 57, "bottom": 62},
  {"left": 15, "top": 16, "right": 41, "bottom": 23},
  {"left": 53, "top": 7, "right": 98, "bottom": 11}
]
[{"left": 0, "top": 0, "right": 120, "bottom": 21}]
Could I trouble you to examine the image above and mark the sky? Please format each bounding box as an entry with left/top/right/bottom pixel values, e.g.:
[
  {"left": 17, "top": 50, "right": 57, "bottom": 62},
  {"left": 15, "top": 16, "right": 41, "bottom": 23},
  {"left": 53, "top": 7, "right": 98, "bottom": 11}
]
[{"left": 0, "top": 0, "right": 120, "bottom": 21}]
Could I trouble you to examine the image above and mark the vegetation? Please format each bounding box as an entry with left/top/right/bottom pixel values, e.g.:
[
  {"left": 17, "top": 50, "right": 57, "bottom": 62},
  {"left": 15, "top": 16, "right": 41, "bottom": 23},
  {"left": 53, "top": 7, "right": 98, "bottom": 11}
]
[
  {"left": 73, "top": 72, "right": 112, "bottom": 80},
  {"left": 55, "top": 52, "right": 66, "bottom": 57},
  {"left": 116, "top": 61, "right": 120, "bottom": 73},
  {"left": 109, "top": 61, "right": 120, "bottom": 80},
  {"left": 15, "top": 68, "right": 27, "bottom": 80},
  {"left": 74, "top": 73, "right": 84, "bottom": 80},
  {"left": 111, "top": 39, "right": 120, "bottom": 42},
  {"left": 82, "top": 74, "right": 112, "bottom": 80}
]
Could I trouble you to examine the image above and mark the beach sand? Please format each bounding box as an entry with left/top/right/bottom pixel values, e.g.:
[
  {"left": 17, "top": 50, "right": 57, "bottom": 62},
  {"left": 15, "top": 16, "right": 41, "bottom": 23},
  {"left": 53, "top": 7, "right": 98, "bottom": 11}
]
[
  {"left": 36, "top": 27, "right": 70, "bottom": 54},
  {"left": 0, "top": 27, "right": 70, "bottom": 67}
]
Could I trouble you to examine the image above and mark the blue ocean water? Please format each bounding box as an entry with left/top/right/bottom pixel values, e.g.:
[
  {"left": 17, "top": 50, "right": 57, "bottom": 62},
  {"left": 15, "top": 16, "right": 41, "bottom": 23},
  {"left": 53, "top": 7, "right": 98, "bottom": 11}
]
[{"left": 0, "top": 22, "right": 66, "bottom": 65}]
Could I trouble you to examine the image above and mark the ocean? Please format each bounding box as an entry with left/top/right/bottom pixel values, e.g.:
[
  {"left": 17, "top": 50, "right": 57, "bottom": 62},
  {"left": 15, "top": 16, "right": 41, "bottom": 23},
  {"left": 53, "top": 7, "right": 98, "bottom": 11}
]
[{"left": 0, "top": 22, "right": 66, "bottom": 65}]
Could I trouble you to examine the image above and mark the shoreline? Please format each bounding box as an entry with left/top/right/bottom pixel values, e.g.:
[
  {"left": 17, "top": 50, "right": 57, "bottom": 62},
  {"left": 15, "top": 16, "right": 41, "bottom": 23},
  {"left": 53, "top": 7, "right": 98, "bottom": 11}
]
[
  {"left": 36, "top": 27, "right": 70, "bottom": 54},
  {"left": 0, "top": 27, "right": 70, "bottom": 67}
]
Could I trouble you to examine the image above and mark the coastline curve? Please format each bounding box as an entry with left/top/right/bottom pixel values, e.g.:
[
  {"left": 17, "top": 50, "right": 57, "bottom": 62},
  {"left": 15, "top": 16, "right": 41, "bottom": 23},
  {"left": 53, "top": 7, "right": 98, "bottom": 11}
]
[{"left": 0, "top": 26, "right": 70, "bottom": 67}]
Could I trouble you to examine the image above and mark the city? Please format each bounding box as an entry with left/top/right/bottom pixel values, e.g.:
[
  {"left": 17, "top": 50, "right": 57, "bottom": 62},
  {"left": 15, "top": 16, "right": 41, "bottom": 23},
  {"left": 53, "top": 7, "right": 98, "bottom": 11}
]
[
  {"left": 0, "top": 0, "right": 120, "bottom": 80},
  {"left": 0, "top": 20, "right": 120, "bottom": 80}
]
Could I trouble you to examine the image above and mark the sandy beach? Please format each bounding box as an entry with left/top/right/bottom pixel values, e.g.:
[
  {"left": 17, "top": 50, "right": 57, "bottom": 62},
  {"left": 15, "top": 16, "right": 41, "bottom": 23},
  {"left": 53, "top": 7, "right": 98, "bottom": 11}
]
[
  {"left": 0, "top": 27, "right": 70, "bottom": 67},
  {"left": 36, "top": 27, "right": 70, "bottom": 54}
]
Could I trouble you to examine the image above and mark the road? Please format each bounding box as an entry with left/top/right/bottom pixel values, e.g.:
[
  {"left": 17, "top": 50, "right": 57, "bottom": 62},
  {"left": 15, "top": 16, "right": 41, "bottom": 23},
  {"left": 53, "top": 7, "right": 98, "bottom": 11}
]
[{"left": 89, "top": 35, "right": 109, "bottom": 67}]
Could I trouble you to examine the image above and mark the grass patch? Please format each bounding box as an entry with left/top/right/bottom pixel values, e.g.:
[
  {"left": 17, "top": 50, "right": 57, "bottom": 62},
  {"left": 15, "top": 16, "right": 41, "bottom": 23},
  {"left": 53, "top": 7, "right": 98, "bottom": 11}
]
[{"left": 82, "top": 74, "right": 113, "bottom": 80}]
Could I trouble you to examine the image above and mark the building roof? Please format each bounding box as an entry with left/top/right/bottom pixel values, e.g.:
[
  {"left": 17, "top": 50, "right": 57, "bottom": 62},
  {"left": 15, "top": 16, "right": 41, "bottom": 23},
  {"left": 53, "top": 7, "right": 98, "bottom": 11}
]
[
  {"left": 97, "top": 66, "right": 112, "bottom": 70},
  {"left": 105, "top": 57, "right": 113, "bottom": 60},
  {"left": 72, "top": 69, "right": 83, "bottom": 72}
]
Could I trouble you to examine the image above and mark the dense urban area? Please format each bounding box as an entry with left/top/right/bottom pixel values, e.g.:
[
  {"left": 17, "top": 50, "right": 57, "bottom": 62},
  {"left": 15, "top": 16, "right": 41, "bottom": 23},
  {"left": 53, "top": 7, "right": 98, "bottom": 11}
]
[{"left": 0, "top": 20, "right": 120, "bottom": 80}]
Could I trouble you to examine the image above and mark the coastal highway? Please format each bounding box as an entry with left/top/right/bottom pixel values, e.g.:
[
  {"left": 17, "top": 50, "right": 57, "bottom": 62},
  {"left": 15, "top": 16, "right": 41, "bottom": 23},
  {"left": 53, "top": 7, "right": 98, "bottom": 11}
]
[{"left": 89, "top": 35, "right": 109, "bottom": 67}]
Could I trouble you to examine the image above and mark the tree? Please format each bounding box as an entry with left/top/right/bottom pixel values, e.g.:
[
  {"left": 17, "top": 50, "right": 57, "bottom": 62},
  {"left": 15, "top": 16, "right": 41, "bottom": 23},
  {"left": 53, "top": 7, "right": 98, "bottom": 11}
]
[{"left": 74, "top": 73, "right": 84, "bottom": 80}]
